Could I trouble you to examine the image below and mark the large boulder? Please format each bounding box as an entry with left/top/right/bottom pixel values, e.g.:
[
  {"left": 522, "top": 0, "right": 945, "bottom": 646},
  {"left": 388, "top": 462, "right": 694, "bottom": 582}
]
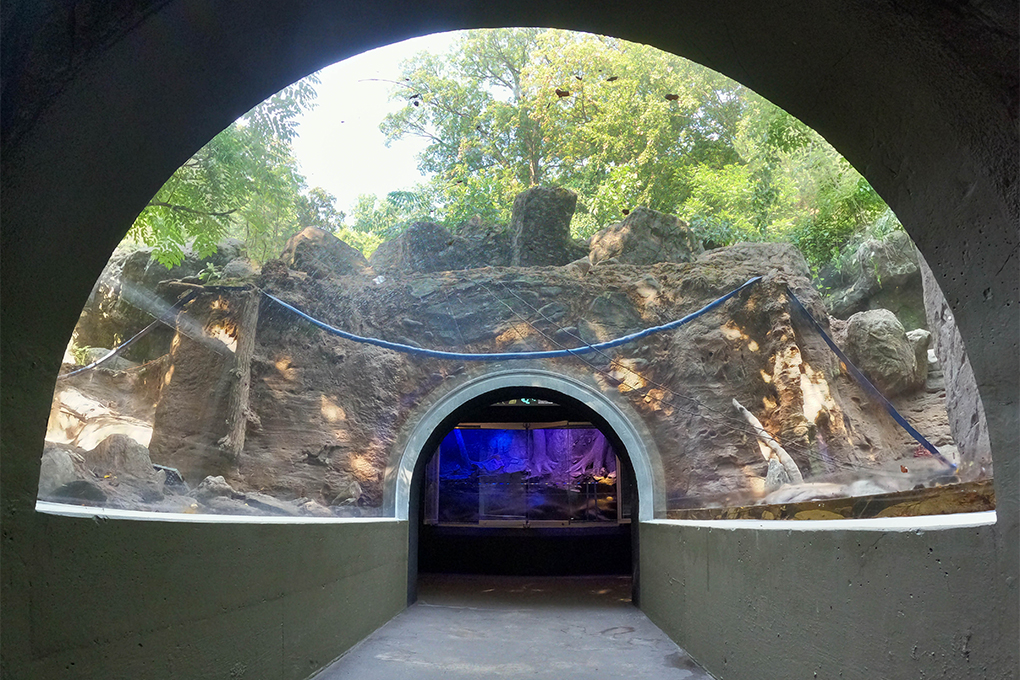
[
  {"left": 843, "top": 309, "right": 925, "bottom": 396},
  {"left": 855, "top": 230, "right": 921, "bottom": 290},
  {"left": 220, "top": 257, "right": 257, "bottom": 280},
  {"left": 826, "top": 230, "right": 925, "bottom": 329},
  {"left": 84, "top": 434, "right": 165, "bottom": 501},
  {"left": 87, "top": 433, "right": 158, "bottom": 478},
  {"left": 370, "top": 218, "right": 514, "bottom": 275},
  {"left": 38, "top": 445, "right": 79, "bottom": 496},
  {"left": 919, "top": 257, "right": 992, "bottom": 475},
  {"left": 280, "top": 226, "right": 369, "bottom": 277},
  {"left": 121, "top": 237, "right": 243, "bottom": 289},
  {"left": 74, "top": 239, "right": 245, "bottom": 362},
  {"left": 370, "top": 221, "right": 460, "bottom": 275},
  {"left": 455, "top": 215, "right": 513, "bottom": 268},
  {"left": 509, "top": 187, "right": 587, "bottom": 267},
  {"left": 193, "top": 475, "right": 238, "bottom": 501},
  {"left": 80, "top": 347, "right": 138, "bottom": 372},
  {"left": 589, "top": 207, "right": 703, "bottom": 266}
]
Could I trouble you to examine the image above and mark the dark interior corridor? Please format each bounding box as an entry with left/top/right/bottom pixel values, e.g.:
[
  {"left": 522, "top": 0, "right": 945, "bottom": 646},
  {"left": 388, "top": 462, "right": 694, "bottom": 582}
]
[{"left": 415, "top": 392, "right": 636, "bottom": 578}]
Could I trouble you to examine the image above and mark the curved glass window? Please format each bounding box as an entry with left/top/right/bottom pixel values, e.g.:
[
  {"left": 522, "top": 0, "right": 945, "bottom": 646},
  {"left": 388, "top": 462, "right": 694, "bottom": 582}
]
[{"left": 41, "top": 29, "right": 993, "bottom": 521}]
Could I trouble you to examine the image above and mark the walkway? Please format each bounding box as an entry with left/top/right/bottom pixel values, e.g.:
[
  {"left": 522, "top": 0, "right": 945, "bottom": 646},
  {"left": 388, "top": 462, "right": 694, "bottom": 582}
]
[{"left": 313, "top": 574, "right": 714, "bottom": 679}]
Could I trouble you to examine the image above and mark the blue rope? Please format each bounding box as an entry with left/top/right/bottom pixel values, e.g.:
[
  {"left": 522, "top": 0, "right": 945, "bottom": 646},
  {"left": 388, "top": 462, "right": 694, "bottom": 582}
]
[
  {"left": 57, "top": 290, "right": 199, "bottom": 380},
  {"left": 261, "top": 276, "right": 762, "bottom": 361},
  {"left": 784, "top": 287, "right": 956, "bottom": 470}
]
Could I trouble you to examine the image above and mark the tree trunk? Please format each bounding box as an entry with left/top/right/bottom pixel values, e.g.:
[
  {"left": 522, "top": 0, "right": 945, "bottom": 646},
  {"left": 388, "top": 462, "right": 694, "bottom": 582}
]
[
  {"left": 732, "top": 398, "right": 804, "bottom": 484},
  {"left": 218, "top": 289, "right": 260, "bottom": 461}
]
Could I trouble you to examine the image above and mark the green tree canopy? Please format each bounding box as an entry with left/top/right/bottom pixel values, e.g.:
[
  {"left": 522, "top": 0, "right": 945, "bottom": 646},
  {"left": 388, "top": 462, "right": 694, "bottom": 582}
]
[
  {"left": 131, "top": 28, "right": 896, "bottom": 274},
  {"left": 129, "top": 76, "right": 346, "bottom": 266},
  {"left": 380, "top": 28, "right": 895, "bottom": 267}
]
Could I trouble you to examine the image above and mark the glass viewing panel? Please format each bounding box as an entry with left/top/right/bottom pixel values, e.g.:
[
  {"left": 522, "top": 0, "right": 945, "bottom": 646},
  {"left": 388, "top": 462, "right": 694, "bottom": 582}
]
[
  {"left": 39, "top": 28, "right": 993, "bottom": 521},
  {"left": 424, "top": 427, "right": 626, "bottom": 527}
]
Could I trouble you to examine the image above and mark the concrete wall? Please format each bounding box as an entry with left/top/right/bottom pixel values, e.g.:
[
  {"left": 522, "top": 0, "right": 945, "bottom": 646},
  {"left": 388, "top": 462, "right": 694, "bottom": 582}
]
[
  {"left": 640, "top": 516, "right": 1012, "bottom": 679},
  {"left": 2, "top": 1, "right": 1016, "bottom": 679},
  {"left": 2, "top": 513, "right": 407, "bottom": 679}
]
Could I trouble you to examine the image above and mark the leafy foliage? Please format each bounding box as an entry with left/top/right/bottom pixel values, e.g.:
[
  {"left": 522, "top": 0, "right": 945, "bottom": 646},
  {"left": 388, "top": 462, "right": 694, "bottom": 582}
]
[
  {"left": 131, "top": 28, "right": 898, "bottom": 274},
  {"left": 381, "top": 30, "right": 754, "bottom": 236},
  {"left": 129, "top": 77, "right": 341, "bottom": 266},
  {"left": 378, "top": 28, "right": 896, "bottom": 266},
  {"left": 71, "top": 344, "right": 95, "bottom": 366}
]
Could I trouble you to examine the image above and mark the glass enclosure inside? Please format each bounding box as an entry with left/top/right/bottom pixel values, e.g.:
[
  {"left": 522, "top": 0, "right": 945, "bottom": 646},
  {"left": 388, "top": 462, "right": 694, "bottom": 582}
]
[{"left": 423, "top": 425, "right": 628, "bottom": 527}]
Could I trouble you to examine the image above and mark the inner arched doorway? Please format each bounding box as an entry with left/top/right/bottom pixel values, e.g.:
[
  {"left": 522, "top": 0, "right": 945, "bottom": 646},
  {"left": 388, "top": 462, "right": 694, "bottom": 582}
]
[{"left": 387, "top": 367, "right": 665, "bottom": 602}]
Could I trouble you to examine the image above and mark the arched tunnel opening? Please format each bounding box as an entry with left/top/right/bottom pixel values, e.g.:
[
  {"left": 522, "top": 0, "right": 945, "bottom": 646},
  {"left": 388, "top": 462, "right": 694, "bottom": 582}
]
[
  {"left": 405, "top": 385, "right": 641, "bottom": 601},
  {"left": 2, "top": 4, "right": 1014, "bottom": 678}
]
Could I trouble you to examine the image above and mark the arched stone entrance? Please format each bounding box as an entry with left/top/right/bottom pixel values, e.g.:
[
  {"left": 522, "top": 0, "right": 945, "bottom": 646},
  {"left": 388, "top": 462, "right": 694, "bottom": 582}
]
[
  {"left": 385, "top": 366, "right": 663, "bottom": 601},
  {"left": 387, "top": 367, "right": 665, "bottom": 522}
]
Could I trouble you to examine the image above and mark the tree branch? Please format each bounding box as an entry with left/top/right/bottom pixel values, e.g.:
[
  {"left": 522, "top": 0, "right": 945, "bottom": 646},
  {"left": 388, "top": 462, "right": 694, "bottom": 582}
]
[
  {"left": 146, "top": 201, "right": 238, "bottom": 218},
  {"left": 732, "top": 398, "right": 804, "bottom": 484}
]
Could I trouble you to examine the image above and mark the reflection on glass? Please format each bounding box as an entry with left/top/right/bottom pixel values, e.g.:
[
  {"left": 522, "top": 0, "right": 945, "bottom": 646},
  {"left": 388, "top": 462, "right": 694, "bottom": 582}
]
[
  {"left": 424, "top": 428, "right": 624, "bottom": 526},
  {"left": 38, "top": 29, "right": 994, "bottom": 521}
]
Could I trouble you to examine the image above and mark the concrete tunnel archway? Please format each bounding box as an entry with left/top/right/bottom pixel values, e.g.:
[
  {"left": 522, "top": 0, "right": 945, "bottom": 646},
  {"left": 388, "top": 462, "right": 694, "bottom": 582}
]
[
  {"left": 388, "top": 368, "right": 665, "bottom": 523},
  {"left": 388, "top": 367, "right": 665, "bottom": 600},
  {"left": 1, "top": 2, "right": 1015, "bottom": 678}
]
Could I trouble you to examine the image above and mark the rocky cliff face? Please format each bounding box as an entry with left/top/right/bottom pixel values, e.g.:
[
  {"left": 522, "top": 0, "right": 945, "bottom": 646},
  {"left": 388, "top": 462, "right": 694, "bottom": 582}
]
[
  {"left": 72, "top": 238, "right": 251, "bottom": 363},
  {"left": 47, "top": 196, "right": 969, "bottom": 515},
  {"left": 919, "top": 257, "right": 993, "bottom": 476},
  {"left": 140, "top": 238, "right": 959, "bottom": 511}
]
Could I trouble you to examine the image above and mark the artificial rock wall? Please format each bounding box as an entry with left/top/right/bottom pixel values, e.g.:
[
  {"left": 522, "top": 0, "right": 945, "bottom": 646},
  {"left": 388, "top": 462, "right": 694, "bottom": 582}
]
[{"left": 148, "top": 239, "right": 957, "bottom": 515}]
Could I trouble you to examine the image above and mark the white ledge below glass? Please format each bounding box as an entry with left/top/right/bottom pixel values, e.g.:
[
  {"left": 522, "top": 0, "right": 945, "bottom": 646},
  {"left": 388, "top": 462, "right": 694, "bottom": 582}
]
[
  {"left": 37, "top": 499, "right": 995, "bottom": 531},
  {"left": 35, "top": 500, "right": 400, "bottom": 524},
  {"left": 644, "top": 511, "right": 997, "bottom": 532}
]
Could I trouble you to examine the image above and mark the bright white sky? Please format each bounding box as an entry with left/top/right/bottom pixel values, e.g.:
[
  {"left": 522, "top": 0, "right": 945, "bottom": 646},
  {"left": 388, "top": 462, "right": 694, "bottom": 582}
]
[{"left": 291, "top": 32, "right": 458, "bottom": 212}]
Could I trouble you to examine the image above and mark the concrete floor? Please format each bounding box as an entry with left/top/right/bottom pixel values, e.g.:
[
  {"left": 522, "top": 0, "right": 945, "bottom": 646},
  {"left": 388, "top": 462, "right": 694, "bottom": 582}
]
[{"left": 312, "top": 574, "right": 714, "bottom": 679}]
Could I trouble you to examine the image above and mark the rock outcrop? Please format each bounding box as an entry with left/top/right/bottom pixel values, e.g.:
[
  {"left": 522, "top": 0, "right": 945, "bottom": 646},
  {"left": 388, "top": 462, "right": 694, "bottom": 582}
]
[
  {"left": 456, "top": 215, "right": 514, "bottom": 268},
  {"left": 281, "top": 226, "right": 369, "bottom": 277},
  {"left": 49, "top": 196, "right": 964, "bottom": 515},
  {"left": 37, "top": 434, "right": 173, "bottom": 507},
  {"left": 906, "top": 328, "right": 931, "bottom": 385},
  {"left": 843, "top": 309, "right": 925, "bottom": 397},
  {"left": 369, "top": 190, "right": 589, "bottom": 274},
  {"left": 140, "top": 239, "right": 954, "bottom": 510},
  {"left": 369, "top": 220, "right": 506, "bottom": 275},
  {"left": 220, "top": 257, "right": 257, "bottom": 280},
  {"left": 80, "top": 347, "right": 138, "bottom": 372},
  {"left": 825, "top": 230, "right": 926, "bottom": 330},
  {"left": 369, "top": 218, "right": 515, "bottom": 275},
  {"left": 85, "top": 434, "right": 166, "bottom": 501},
  {"left": 509, "top": 186, "right": 587, "bottom": 266},
  {"left": 38, "top": 445, "right": 78, "bottom": 496},
  {"left": 589, "top": 207, "right": 703, "bottom": 266},
  {"left": 919, "top": 257, "right": 992, "bottom": 477},
  {"left": 73, "top": 238, "right": 246, "bottom": 362}
]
